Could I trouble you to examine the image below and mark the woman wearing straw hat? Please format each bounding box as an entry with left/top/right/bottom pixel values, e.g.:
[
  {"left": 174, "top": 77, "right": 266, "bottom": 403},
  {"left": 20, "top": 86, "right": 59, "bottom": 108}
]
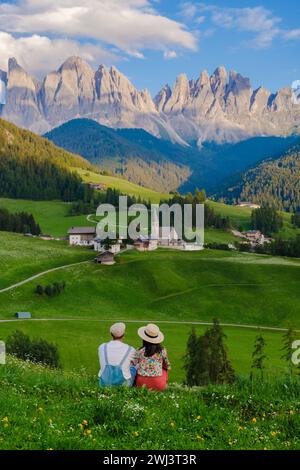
[{"left": 133, "top": 324, "right": 171, "bottom": 391}]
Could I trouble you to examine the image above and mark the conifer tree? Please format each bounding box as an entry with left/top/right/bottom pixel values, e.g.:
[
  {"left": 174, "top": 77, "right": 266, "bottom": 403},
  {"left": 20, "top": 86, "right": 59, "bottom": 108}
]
[{"left": 250, "top": 333, "right": 267, "bottom": 380}]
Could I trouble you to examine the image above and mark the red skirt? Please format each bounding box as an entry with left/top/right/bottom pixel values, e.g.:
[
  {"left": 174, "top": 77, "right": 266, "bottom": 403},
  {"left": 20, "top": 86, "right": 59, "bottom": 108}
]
[{"left": 135, "top": 370, "right": 168, "bottom": 391}]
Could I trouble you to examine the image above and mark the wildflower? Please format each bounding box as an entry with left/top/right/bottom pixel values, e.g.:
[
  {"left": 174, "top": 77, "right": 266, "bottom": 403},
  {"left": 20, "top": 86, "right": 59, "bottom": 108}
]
[
  {"left": 289, "top": 410, "right": 294, "bottom": 415},
  {"left": 237, "top": 426, "right": 244, "bottom": 432},
  {"left": 251, "top": 418, "right": 257, "bottom": 423},
  {"left": 84, "top": 429, "right": 92, "bottom": 436},
  {"left": 284, "top": 441, "right": 291, "bottom": 447},
  {"left": 195, "top": 415, "right": 203, "bottom": 421},
  {"left": 79, "top": 423, "right": 83, "bottom": 430},
  {"left": 1, "top": 417, "right": 8, "bottom": 423},
  {"left": 82, "top": 419, "right": 88, "bottom": 425},
  {"left": 169, "top": 422, "right": 175, "bottom": 428},
  {"left": 47, "top": 448, "right": 53, "bottom": 451},
  {"left": 271, "top": 431, "right": 278, "bottom": 437},
  {"left": 196, "top": 435, "right": 205, "bottom": 442},
  {"left": 37, "top": 407, "right": 43, "bottom": 413},
  {"left": 132, "top": 431, "right": 139, "bottom": 438}
]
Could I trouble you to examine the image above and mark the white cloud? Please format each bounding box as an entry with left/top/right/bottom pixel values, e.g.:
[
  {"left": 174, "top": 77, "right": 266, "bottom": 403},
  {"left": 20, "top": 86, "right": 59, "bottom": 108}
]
[
  {"left": 163, "top": 50, "right": 177, "bottom": 60},
  {"left": 0, "top": 0, "right": 197, "bottom": 72},
  {"left": 0, "top": 31, "right": 118, "bottom": 76},
  {"left": 197, "top": 3, "right": 282, "bottom": 49},
  {"left": 283, "top": 29, "right": 300, "bottom": 41}
]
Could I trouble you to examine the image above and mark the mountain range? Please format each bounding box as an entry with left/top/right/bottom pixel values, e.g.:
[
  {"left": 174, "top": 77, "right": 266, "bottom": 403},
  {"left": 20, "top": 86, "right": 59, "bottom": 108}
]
[
  {"left": 0, "top": 56, "right": 300, "bottom": 145},
  {"left": 45, "top": 118, "right": 298, "bottom": 194}
]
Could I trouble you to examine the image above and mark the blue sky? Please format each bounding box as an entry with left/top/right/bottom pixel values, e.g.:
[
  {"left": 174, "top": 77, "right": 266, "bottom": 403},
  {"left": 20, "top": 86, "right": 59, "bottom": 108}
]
[{"left": 0, "top": 0, "right": 300, "bottom": 95}]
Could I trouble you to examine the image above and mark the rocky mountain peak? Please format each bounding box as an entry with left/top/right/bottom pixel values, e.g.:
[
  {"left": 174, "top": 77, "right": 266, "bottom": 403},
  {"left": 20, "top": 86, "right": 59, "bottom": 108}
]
[
  {"left": 0, "top": 58, "right": 299, "bottom": 145},
  {"left": 228, "top": 70, "right": 252, "bottom": 95},
  {"left": 8, "top": 57, "right": 21, "bottom": 73},
  {"left": 210, "top": 66, "right": 227, "bottom": 97}
]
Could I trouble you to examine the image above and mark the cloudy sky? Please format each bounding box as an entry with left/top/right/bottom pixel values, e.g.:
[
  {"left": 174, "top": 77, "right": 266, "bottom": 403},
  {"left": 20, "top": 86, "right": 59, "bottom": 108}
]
[{"left": 0, "top": 0, "right": 299, "bottom": 94}]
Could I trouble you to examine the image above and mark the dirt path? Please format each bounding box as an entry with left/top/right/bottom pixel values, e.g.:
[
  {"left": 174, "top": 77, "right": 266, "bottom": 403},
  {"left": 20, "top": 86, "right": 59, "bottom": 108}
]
[
  {"left": 0, "top": 260, "right": 92, "bottom": 294},
  {"left": 0, "top": 317, "right": 298, "bottom": 332}
]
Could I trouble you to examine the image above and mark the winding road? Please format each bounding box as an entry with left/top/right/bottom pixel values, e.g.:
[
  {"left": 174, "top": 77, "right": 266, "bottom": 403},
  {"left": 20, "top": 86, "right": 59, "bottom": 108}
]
[{"left": 0, "top": 260, "right": 92, "bottom": 294}]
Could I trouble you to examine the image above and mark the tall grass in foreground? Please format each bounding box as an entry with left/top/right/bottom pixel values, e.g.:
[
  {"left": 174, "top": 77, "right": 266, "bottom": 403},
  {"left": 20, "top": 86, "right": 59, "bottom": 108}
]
[{"left": 0, "top": 356, "right": 299, "bottom": 450}]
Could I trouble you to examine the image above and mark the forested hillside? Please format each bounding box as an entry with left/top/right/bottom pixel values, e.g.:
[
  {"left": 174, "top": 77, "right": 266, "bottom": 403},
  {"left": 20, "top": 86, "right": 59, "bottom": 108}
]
[
  {"left": 226, "top": 141, "right": 300, "bottom": 212},
  {"left": 0, "top": 119, "right": 93, "bottom": 200},
  {"left": 45, "top": 119, "right": 191, "bottom": 192},
  {"left": 45, "top": 119, "right": 298, "bottom": 194}
]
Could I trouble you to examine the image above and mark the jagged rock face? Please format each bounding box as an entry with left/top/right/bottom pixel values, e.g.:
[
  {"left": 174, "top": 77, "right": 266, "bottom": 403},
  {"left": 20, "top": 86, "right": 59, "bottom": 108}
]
[
  {"left": 156, "top": 66, "right": 300, "bottom": 144},
  {"left": 1, "top": 58, "right": 48, "bottom": 132},
  {"left": 0, "top": 57, "right": 300, "bottom": 144}
]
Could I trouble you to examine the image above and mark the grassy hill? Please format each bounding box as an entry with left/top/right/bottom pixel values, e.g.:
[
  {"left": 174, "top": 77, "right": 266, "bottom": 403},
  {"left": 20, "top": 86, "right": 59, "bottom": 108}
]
[
  {"left": 0, "top": 356, "right": 299, "bottom": 450},
  {"left": 1, "top": 235, "right": 300, "bottom": 380},
  {"left": 75, "top": 168, "right": 170, "bottom": 203},
  {"left": 0, "top": 198, "right": 96, "bottom": 237},
  {"left": 0, "top": 232, "right": 94, "bottom": 290}
]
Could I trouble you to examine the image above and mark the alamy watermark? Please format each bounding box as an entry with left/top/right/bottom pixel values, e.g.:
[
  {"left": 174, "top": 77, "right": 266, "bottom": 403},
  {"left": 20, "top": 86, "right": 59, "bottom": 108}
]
[
  {"left": 0, "top": 341, "right": 5, "bottom": 365},
  {"left": 292, "top": 340, "right": 300, "bottom": 365},
  {"left": 95, "top": 196, "right": 204, "bottom": 244},
  {"left": 292, "top": 80, "right": 300, "bottom": 105}
]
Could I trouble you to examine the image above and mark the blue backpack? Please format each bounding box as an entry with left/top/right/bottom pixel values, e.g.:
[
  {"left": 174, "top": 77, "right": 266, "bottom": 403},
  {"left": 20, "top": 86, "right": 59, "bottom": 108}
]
[{"left": 99, "top": 343, "right": 132, "bottom": 387}]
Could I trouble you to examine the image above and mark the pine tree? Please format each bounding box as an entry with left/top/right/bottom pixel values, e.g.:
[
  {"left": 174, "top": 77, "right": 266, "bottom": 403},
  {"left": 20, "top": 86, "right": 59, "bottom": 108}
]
[
  {"left": 184, "top": 320, "right": 235, "bottom": 386},
  {"left": 184, "top": 328, "right": 199, "bottom": 386},
  {"left": 207, "top": 318, "right": 235, "bottom": 384},
  {"left": 250, "top": 333, "right": 267, "bottom": 380}
]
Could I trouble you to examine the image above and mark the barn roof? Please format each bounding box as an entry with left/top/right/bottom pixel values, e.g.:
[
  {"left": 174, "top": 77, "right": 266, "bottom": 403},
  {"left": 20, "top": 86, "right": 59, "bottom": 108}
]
[{"left": 68, "top": 227, "right": 96, "bottom": 235}]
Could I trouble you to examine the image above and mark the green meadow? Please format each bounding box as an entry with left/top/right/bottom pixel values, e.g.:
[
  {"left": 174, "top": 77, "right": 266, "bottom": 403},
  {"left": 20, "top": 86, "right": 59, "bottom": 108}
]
[
  {"left": 1, "top": 233, "right": 300, "bottom": 381},
  {"left": 0, "top": 198, "right": 95, "bottom": 237},
  {"left": 75, "top": 168, "right": 170, "bottom": 203},
  {"left": 1, "top": 357, "right": 299, "bottom": 450}
]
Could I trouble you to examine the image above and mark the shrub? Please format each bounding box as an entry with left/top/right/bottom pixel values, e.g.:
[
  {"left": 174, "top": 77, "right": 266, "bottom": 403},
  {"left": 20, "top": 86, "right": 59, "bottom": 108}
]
[
  {"left": 6, "top": 330, "right": 61, "bottom": 369},
  {"left": 35, "top": 284, "right": 44, "bottom": 295}
]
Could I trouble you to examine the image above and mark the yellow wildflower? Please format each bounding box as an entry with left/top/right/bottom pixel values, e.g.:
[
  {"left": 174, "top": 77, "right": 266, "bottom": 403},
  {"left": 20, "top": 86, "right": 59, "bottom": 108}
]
[
  {"left": 132, "top": 431, "right": 139, "bottom": 437},
  {"left": 82, "top": 419, "right": 88, "bottom": 425},
  {"left": 195, "top": 415, "right": 203, "bottom": 421},
  {"left": 85, "top": 429, "right": 92, "bottom": 436},
  {"left": 237, "top": 426, "right": 244, "bottom": 432},
  {"left": 37, "top": 407, "right": 43, "bottom": 413},
  {"left": 271, "top": 431, "right": 277, "bottom": 437},
  {"left": 169, "top": 422, "right": 175, "bottom": 428},
  {"left": 251, "top": 418, "right": 257, "bottom": 423},
  {"left": 79, "top": 423, "right": 83, "bottom": 430},
  {"left": 196, "top": 435, "right": 205, "bottom": 442},
  {"left": 1, "top": 417, "right": 8, "bottom": 423}
]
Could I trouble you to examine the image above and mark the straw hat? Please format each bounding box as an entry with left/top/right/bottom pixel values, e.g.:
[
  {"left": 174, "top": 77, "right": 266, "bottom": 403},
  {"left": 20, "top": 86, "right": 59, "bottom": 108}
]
[{"left": 138, "top": 323, "right": 164, "bottom": 344}]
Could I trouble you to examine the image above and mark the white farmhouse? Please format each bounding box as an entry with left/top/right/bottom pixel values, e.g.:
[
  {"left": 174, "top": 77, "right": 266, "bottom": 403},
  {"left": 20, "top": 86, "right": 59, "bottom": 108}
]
[{"left": 68, "top": 227, "right": 96, "bottom": 246}]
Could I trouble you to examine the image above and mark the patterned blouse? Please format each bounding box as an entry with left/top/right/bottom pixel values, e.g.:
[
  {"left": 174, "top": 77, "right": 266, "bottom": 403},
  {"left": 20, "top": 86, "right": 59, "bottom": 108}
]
[{"left": 133, "top": 347, "right": 171, "bottom": 377}]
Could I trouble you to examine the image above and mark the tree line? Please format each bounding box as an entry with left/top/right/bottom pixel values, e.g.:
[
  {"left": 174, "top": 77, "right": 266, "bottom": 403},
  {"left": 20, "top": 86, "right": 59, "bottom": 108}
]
[
  {"left": 0, "top": 207, "right": 41, "bottom": 234},
  {"left": 185, "top": 319, "right": 299, "bottom": 386}
]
